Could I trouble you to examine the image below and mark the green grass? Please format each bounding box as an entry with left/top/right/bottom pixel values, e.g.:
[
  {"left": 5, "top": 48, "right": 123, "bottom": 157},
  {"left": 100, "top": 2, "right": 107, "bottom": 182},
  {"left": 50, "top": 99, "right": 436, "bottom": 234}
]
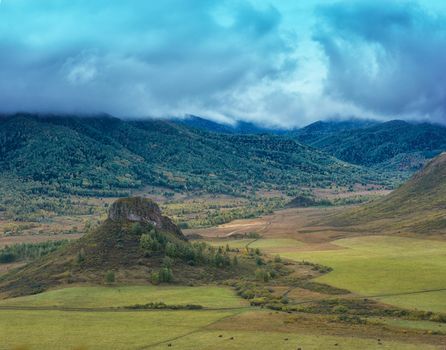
[
  {"left": 282, "top": 235, "right": 446, "bottom": 312},
  {"left": 149, "top": 330, "right": 438, "bottom": 350},
  {"left": 0, "top": 285, "right": 247, "bottom": 309},
  {"left": 0, "top": 309, "right": 235, "bottom": 350},
  {"left": 249, "top": 239, "right": 304, "bottom": 250},
  {"left": 208, "top": 238, "right": 304, "bottom": 252},
  {"left": 0, "top": 309, "right": 438, "bottom": 350},
  {"left": 371, "top": 317, "right": 446, "bottom": 334}
]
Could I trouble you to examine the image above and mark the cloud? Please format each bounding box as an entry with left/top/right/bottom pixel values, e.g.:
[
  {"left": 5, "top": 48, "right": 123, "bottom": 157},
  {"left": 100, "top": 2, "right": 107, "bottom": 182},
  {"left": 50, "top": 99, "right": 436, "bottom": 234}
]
[
  {"left": 0, "top": 0, "right": 297, "bottom": 124},
  {"left": 1, "top": 0, "right": 446, "bottom": 126},
  {"left": 63, "top": 51, "right": 98, "bottom": 85},
  {"left": 314, "top": 1, "right": 446, "bottom": 124}
]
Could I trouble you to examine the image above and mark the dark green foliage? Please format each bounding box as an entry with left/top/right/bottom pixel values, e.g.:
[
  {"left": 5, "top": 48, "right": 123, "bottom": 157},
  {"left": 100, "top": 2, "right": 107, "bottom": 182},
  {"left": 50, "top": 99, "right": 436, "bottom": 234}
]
[
  {"left": 124, "top": 302, "right": 203, "bottom": 310},
  {"left": 300, "top": 260, "right": 333, "bottom": 273},
  {"left": 138, "top": 224, "right": 232, "bottom": 268},
  {"left": 158, "top": 267, "right": 173, "bottom": 283},
  {"left": 0, "top": 252, "right": 15, "bottom": 264},
  {"left": 105, "top": 271, "right": 115, "bottom": 284},
  {"left": 0, "top": 240, "right": 68, "bottom": 264},
  {"left": 255, "top": 268, "right": 270, "bottom": 282},
  {"left": 297, "top": 120, "right": 446, "bottom": 171},
  {"left": 0, "top": 114, "right": 392, "bottom": 220},
  {"left": 76, "top": 248, "right": 86, "bottom": 264}
]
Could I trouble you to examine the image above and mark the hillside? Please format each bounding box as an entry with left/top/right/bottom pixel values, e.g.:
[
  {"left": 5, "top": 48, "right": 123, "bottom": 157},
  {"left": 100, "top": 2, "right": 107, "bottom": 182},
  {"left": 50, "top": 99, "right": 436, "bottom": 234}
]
[
  {"left": 173, "top": 115, "right": 288, "bottom": 134},
  {"left": 330, "top": 153, "right": 446, "bottom": 234},
  {"left": 296, "top": 120, "right": 446, "bottom": 171},
  {"left": 294, "top": 119, "right": 378, "bottom": 145},
  {"left": 0, "top": 114, "right": 389, "bottom": 220},
  {"left": 0, "top": 197, "right": 251, "bottom": 297}
]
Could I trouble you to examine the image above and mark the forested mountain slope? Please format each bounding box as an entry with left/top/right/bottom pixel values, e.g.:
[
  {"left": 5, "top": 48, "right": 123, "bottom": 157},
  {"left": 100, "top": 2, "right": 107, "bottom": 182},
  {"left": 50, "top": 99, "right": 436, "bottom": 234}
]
[
  {"left": 0, "top": 114, "right": 385, "bottom": 198},
  {"left": 296, "top": 120, "right": 446, "bottom": 171}
]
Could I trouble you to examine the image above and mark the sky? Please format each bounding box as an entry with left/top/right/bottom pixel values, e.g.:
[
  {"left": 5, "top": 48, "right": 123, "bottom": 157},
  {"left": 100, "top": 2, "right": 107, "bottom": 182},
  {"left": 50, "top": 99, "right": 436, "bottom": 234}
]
[{"left": 1, "top": 0, "right": 446, "bottom": 127}]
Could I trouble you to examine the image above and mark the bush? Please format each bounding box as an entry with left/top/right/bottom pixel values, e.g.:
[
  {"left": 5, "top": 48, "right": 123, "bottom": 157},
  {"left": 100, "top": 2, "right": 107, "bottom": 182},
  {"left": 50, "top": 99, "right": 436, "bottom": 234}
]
[
  {"left": 158, "top": 267, "right": 173, "bottom": 283},
  {"left": 76, "top": 248, "right": 85, "bottom": 264},
  {"left": 131, "top": 222, "right": 143, "bottom": 235},
  {"left": 105, "top": 271, "right": 115, "bottom": 284},
  {"left": 0, "top": 252, "right": 16, "bottom": 263},
  {"left": 255, "top": 256, "right": 264, "bottom": 266},
  {"left": 140, "top": 233, "right": 160, "bottom": 254},
  {"left": 150, "top": 272, "right": 160, "bottom": 285},
  {"left": 162, "top": 256, "right": 173, "bottom": 268},
  {"left": 255, "top": 268, "right": 270, "bottom": 282}
]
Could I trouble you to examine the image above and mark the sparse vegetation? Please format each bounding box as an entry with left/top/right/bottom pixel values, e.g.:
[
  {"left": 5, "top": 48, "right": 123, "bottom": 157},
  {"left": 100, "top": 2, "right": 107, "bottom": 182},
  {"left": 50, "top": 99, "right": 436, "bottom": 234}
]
[{"left": 0, "top": 240, "right": 68, "bottom": 264}]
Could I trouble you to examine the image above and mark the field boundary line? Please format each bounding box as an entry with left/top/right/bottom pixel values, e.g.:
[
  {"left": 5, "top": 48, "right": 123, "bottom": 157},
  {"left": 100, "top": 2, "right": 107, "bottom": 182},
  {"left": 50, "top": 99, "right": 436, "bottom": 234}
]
[
  {"left": 0, "top": 305, "right": 252, "bottom": 313},
  {"left": 135, "top": 310, "right": 244, "bottom": 349}
]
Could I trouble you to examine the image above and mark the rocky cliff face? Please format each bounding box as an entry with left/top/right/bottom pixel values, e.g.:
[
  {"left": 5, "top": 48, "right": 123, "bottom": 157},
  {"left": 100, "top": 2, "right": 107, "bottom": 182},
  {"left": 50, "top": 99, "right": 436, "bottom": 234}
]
[{"left": 108, "top": 197, "right": 185, "bottom": 239}]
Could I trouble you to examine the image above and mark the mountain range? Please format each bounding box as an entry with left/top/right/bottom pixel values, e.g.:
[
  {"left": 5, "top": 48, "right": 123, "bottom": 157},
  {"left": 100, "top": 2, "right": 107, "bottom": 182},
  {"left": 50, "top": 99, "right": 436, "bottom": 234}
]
[
  {"left": 295, "top": 119, "right": 446, "bottom": 171},
  {"left": 0, "top": 114, "right": 380, "bottom": 202}
]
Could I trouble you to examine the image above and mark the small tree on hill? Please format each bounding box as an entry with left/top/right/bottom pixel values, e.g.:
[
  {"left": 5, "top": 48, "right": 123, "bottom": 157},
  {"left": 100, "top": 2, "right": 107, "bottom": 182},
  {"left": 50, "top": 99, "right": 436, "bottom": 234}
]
[
  {"left": 105, "top": 270, "right": 115, "bottom": 284},
  {"left": 158, "top": 267, "right": 173, "bottom": 283}
]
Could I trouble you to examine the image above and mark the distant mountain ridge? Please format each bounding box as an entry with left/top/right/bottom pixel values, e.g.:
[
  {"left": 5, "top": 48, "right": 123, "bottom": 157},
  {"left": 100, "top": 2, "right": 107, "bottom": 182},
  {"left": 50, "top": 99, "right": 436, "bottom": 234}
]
[
  {"left": 293, "top": 119, "right": 379, "bottom": 144},
  {"left": 295, "top": 119, "right": 446, "bottom": 171},
  {"left": 0, "top": 114, "right": 382, "bottom": 207},
  {"left": 173, "top": 115, "right": 288, "bottom": 135}
]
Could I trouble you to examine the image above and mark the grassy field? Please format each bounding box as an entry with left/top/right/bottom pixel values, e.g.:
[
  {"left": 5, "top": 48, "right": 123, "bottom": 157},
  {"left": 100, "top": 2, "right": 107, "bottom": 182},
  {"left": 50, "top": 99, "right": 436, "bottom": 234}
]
[
  {"left": 0, "top": 285, "right": 247, "bottom": 309},
  {"left": 0, "top": 309, "right": 235, "bottom": 350},
  {"left": 371, "top": 318, "right": 446, "bottom": 334},
  {"left": 208, "top": 238, "right": 304, "bottom": 252},
  {"left": 149, "top": 330, "right": 439, "bottom": 350},
  {"left": 0, "top": 307, "right": 440, "bottom": 350},
  {"left": 282, "top": 235, "right": 446, "bottom": 312}
]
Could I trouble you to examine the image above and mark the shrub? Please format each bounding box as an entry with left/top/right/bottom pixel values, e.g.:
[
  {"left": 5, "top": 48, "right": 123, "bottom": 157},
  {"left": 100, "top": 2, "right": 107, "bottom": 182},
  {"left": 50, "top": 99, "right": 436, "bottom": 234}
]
[
  {"left": 150, "top": 272, "right": 160, "bottom": 285},
  {"left": 165, "top": 242, "right": 177, "bottom": 257},
  {"left": 255, "top": 256, "right": 264, "bottom": 266},
  {"left": 76, "top": 248, "right": 85, "bottom": 264},
  {"left": 255, "top": 268, "right": 270, "bottom": 282},
  {"left": 105, "top": 271, "right": 115, "bottom": 284},
  {"left": 162, "top": 256, "right": 173, "bottom": 268},
  {"left": 158, "top": 267, "right": 173, "bottom": 283},
  {"left": 131, "top": 222, "right": 143, "bottom": 235},
  {"left": 0, "top": 252, "right": 15, "bottom": 264},
  {"left": 140, "top": 233, "right": 160, "bottom": 254}
]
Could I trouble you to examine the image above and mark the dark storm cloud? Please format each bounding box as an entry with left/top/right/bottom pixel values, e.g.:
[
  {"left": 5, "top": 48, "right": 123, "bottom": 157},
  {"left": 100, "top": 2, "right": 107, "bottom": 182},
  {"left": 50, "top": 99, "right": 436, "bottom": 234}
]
[
  {"left": 315, "top": 1, "right": 446, "bottom": 123},
  {"left": 0, "top": 0, "right": 291, "bottom": 121},
  {"left": 2, "top": 0, "right": 446, "bottom": 126}
]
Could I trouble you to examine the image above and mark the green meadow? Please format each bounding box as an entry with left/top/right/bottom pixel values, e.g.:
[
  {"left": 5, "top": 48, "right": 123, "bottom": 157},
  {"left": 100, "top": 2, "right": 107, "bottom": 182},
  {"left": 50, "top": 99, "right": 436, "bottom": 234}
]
[
  {"left": 0, "top": 308, "right": 438, "bottom": 350},
  {"left": 149, "top": 330, "right": 438, "bottom": 350},
  {"left": 209, "top": 238, "right": 304, "bottom": 252},
  {"left": 0, "top": 309, "right": 235, "bottom": 350},
  {"left": 0, "top": 285, "right": 246, "bottom": 309},
  {"left": 282, "top": 235, "right": 446, "bottom": 312}
]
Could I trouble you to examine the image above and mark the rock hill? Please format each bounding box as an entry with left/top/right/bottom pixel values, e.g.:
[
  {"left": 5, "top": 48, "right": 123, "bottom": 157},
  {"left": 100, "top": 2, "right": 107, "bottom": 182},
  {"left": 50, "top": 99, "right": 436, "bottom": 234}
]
[{"left": 0, "top": 197, "right": 243, "bottom": 297}]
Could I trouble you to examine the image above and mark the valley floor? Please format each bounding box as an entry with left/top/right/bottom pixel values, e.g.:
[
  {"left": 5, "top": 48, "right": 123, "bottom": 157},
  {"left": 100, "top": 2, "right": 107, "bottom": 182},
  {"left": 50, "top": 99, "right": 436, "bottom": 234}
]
[
  {"left": 1, "top": 205, "right": 446, "bottom": 349},
  {"left": 0, "top": 286, "right": 444, "bottom": 350}
]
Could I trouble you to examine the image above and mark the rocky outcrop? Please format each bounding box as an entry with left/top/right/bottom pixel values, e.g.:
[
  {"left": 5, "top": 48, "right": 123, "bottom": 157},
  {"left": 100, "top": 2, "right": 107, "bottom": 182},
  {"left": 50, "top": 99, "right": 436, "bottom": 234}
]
[{"left": 108, "top": 197, "right": 185, "bottom": 239}]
